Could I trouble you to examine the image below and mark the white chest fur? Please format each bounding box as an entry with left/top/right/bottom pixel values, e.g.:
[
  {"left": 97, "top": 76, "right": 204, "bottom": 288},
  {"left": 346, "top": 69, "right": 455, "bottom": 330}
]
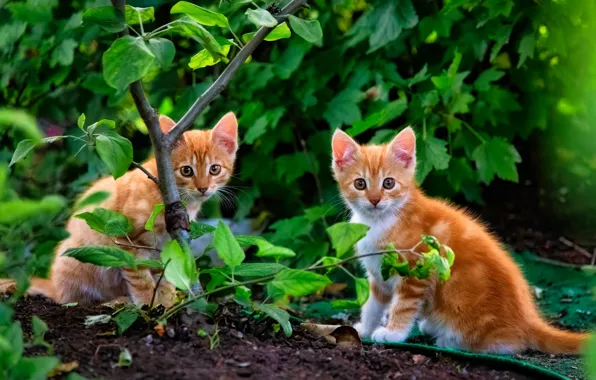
[{"left": 351, "top": 212, "right": 398, "bottom": 281}]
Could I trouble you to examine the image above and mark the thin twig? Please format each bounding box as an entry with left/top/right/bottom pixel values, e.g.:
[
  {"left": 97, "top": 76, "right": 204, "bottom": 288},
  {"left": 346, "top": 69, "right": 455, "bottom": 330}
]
[
  {"left": 591, "top": 248, "right": 596, "bottom": 266},
  {"left": 558, "top": 236, "right": 592, "bottom": 258},
  {"left": 131, "top": 161, "right": 159, "bottom": 185},
  {"left": 150, "top": 259, "right": 171, "bottom": 310},
  {"left": 166, "top": 0, "right": 308, "bottom": 144},
  {"left": 111, "top": 238, "right": 160, "bottom": 252}
]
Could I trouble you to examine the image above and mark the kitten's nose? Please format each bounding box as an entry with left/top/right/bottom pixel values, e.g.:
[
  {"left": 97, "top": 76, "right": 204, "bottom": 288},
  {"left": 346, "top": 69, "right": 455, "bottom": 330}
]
[
  {"left": 198, "top": 187, "right": 208, "bottom": 195},
  {"left": 369, "top": 198, "right": 380, "bottom": 207}
]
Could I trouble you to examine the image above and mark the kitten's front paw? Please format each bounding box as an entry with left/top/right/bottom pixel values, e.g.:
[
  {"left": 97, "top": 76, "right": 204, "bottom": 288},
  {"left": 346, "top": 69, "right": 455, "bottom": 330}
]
[
  {"left": 371, "top": 327, "right": 409, "bottom": 343},
  {"left": 353, "top": 322, "right": 372, "bottom": 338}
]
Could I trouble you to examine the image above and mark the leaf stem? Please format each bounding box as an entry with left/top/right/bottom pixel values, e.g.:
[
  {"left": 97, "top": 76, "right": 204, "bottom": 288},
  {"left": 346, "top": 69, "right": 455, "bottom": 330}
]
[
  {"left": 228, "top": 26, "right": 244, "bottom": 48},
  {"left": 138, "top": 11, "right": 145, "bottom": 35}
]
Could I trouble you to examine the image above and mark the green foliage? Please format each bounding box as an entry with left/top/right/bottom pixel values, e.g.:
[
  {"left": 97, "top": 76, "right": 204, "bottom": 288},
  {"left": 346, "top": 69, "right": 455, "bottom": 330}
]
[
  {"left": 112, "top": 306, "right": 140, "bottom": 335},
  {"left": 271, "top": 269, "right": 331, "bottom": 297},
  {"left": 161, "top": 240, "right": 197, "bottom": 292},
  {"left": 145, "top": 204, "right": 165, "bottom": 231},
  {"left": 326, "top": 222, "right": 369, "bottom": 258},
  {"left": 75, "top": 207, "right": 132, "bottom": 237},
  {"left": 257, "top": 303, "right": 292, "bottom": 337},
  {"left": 63, "top": 246, "right": 137, "bottom": 269},
  {"left": 213, "top": 221, "right": 245, "bottom": 271},
  {"left": 584, "top": 334, "right": 596, "bottom": 379}
]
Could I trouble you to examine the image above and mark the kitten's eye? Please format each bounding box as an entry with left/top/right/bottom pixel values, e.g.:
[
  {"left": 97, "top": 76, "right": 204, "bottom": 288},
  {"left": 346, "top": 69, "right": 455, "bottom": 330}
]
[
  {"left": 383, "top": 178, "right": 395, "bottom": 190},
  {"left": 354, "top": 178, "right": 367, "bottom": 190},
  {"left": 180, "top": 166, "right": 194, "bottom": 177},
  {"left": 209, "top": 164, "right": 221, "bottom": 175}
]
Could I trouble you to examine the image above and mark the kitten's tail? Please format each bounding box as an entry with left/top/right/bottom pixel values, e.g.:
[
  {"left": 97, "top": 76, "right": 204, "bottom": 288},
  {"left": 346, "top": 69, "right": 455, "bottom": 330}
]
[
  {"left": 529, "top": 319, "right": 588, "bottom": 354},
  {"left": 0, "top": 278, "right": 57, "bottom": 300}
]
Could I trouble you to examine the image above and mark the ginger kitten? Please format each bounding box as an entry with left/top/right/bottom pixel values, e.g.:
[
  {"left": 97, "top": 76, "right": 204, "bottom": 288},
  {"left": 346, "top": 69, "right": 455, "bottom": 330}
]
[
  {"left": 331, "top": 127, "right": 587, "bottom": 354},
  {"left": 3, "top": 113, "right": 238, "bottom": 307}
]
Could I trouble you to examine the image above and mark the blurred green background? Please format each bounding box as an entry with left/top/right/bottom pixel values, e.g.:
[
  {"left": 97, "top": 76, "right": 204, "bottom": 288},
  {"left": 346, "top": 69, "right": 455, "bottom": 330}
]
[{"left": 2, "top": 0, "right": 596, "bottom": 264}]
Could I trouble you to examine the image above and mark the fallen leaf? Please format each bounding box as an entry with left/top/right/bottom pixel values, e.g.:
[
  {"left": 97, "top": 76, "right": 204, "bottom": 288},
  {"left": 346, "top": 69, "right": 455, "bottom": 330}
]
[
  {"left": 412, "top": 354, "right": 427, "bottom": 364},
  {"left": 301, "top": 323, "right": 362, "bottom": 349},
  {"left": 63, "top": 302, "right": 79, "bottom": 308},
  {"left": 48, "top": 361, "right": 79, "bottom": 377},
  {"left": 118, "top": 348, "right": 132, "bottom": 367},
  {"left": 85, "top": 314, "right": 111, "bottom": 327},
  {"left": 154, "top": 323, "right": 165, "bottom": 337},
  {"left": 96, "top": 330, "right": 117, "bottom": 337}
]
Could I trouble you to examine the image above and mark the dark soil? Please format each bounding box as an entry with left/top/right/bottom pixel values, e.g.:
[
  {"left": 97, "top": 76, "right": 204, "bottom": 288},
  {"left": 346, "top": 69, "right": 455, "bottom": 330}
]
[{"left": 14, "top": 296, "right": 533, "bottom": 380}]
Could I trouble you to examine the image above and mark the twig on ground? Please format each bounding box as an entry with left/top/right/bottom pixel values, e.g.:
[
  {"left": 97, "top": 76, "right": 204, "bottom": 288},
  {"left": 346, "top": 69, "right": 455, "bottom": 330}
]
[{"left": 558, "top": 237, "right": 592, "bottom": 258}]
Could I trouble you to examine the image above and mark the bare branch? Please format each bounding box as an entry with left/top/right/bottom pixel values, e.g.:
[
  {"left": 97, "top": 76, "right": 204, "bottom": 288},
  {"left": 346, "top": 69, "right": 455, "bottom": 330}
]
[
  {"left": 166, "top": 0, "right": 308, "bottom": 144},
  {"left": 131, "top": 161, "right": 159, "bottom": 185}
]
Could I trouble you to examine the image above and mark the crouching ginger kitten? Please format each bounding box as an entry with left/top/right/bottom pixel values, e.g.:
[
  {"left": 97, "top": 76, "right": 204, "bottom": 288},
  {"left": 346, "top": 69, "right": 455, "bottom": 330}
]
[
  {"left": 0, "top": 113, "right": 238, "bottom": 308},
  {"left": 331, "top": 127, "right": 587, "bottom": 354}
]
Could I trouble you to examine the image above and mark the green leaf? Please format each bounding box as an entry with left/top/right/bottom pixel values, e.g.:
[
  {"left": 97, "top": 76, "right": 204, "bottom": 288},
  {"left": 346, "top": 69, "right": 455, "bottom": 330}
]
[
  {"left": 168, "top": 17, "right": 224, "bottom": 59},
  {"left": 189, "top": 44, "right": 231, "bottom": 69},
  {"left": 9, "top": 139, "right": 37, "bottom": 167},
  {"left": 1, "top": 322, "right": 23, "bottom": 367},
  {"left": 246, "top": 8, "right": 277, "bottom": 28},
  {"left": 95, "top": 130, "right": 133, "bottom": 179},
  {"left": 234, "top": 263, "right": 287, "bottom": 277},
  {"left": 75, "top": 207, "right": 132, "bottom": 237},
  {"left": 51, "top": 39, "right": 78, "bottom": 67},
  {"left": 517, "top": 33, "right": 535, "bottom": 69},
  {"left": 256, "top": 245, "right": 297, "bottom": 259},
  {"left": 474, "top": 68, "right": 505, "bottom": 92},
  {"left": 444, "top": 246, "right": 455, "bottom": 266},
  {"left": 75, "top": 191, "right": 111, "bottom": 211},
  {"left": 161, "top": 240, "right": 196, "bottom": 292},
  {"left": 87, "top": 119, "right": 116, "bottom": 135},
  {"left": 424, "top": 249, "right": 451, "bottom": 281},
  {"left": 6, "top": 0, "right": 56, "bottom": 23},
  {"left": 0, "top": 303, "right": 14, "bottom": 325},
  {"left": 190, "top": 221, "right": 216, "bottom": 239},
  {"left": 32, "top": 315, "right": 48, "bottom": 340},
  {"left": 63, "top": 246, "right": 137, "bottom": 269},
  {"left": 0, "top": 108, "right": 42, "bottom": 141},
  {"left": 145, "top": 204, "right": 164, "bottom": 231},
  {"left": 243, "top": 23, "right": 291, "bottom": 42},
  {"left": 0, "top": 195, "right": 66, "bottom": 224},
  {"left": 449, "top": 92, "right": 475, "bottom": 114},
  {"left": 416, "top": 137, "right": 451, "bottom": 183},
  {"left": 213, "top": 221, "right": 245, "bottom": 270},
  {"left": 82, "top": 6, "right": 125, "bottom": 33},
  {"left": 346, "top": 98, "right": 408, "bottom": 137},
  {"left": 368, "top": 0, "right": 418, "bottom": 52},
  {"left": 421, "top": 235, "right": 440, "bottom": 250},
  {"left": 323, "top": 89, "right": 362, "bottom": 129},
  {"left": 77, "top": 114, "right": 86, "bottom": 130},
  {"left": 102, "top": 36, "right": 157, "bottom": 91},
  {"left": 135, "top": 259, "right": 163, "bottom": 269},
  {"left": 170, "top": 1, "right": 229, "bottom": 28},
  {"left": 326, "top": 222, "right": 370, "bottom": 258},
  {"left": 258, "top": 304, "right": 292, "bottom": 337},
  {"left": 304, "top": 205, "right": 338, "bottom": 222},
  {"left": 11, "top": 356, "right": 60, "bottom": 380},
  {"left": 472, "top": 137, "right": 521, "bottom": 184},
  {"left": 147, "top": 38, "right": 175, "bottom": 68},
  {"left": 355, "top": 277, "right": 369, "bottom": 306},
  {"left": 381, "top": 253, "right": 410, "bottom": 281},
  {"left": 118, "top": 348, "right": 132, "bottom": 367},
  {"left": 125, "top": 5, "right": 154, "bottom": 25},
  {"left": 288, "top": 15, "right": 322, "bottom": 43},
  {"left": 10, "top": 136, "right": 65, "bottom": 166},
  {"left": 272, "top": 269, "right": 331, "bottom": 297},
  {"left": 113, "top": 306, "right": 140, "bottom": 335}
]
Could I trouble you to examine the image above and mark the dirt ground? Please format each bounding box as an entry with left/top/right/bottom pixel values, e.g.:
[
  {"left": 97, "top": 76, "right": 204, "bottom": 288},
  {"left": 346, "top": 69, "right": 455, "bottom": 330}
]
[{"left": 13, "top": 297, "right": 534, "bottom": 380}]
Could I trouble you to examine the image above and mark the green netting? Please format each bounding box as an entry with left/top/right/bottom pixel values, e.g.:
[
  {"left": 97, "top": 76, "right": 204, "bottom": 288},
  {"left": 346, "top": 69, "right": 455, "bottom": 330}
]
[{"left": 302, "top": 251, "right": 596, "bottom": 380}]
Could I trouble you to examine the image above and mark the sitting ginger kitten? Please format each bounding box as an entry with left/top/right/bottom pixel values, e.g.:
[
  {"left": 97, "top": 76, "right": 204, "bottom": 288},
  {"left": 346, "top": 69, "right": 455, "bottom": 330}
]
[
  {"left": 2, "top": 113, "right": 238, "bottom": 307},
  {"left": 331, "top": 127, "right": 587, "bottom": 354}
]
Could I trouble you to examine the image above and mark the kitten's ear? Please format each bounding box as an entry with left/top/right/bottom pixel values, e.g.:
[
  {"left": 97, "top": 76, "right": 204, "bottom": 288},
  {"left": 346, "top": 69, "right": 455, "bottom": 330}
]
[
  {"left": 211, "top": 112, "right": 238, "bottom": 155},
  {"left": 159, "top": 115, "right": 176, "bottom": 133},
  {"left": 389, "top": 127, "right": 416, "bottom": 169},
  {"left": 332, "top": 129, "right": 359, "bottom": 170}
]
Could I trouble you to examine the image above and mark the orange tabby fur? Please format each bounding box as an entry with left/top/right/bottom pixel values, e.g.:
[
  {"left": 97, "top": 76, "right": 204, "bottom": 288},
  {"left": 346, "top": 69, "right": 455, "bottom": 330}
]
[
  {"left": 331, "top": 128, "right": 587, "bottom": 354},
  {"left": 0, "top": 113, "right": 238, "bottom": 307}
]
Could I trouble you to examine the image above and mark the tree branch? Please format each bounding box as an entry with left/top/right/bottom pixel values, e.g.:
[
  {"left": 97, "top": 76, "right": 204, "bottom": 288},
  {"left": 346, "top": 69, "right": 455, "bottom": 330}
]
[
  {"left": 166, "top": 0, "right": 308, "bottom": 145},
  {"left": 131, "top": 161, "right": 159, "bottom": 185}
]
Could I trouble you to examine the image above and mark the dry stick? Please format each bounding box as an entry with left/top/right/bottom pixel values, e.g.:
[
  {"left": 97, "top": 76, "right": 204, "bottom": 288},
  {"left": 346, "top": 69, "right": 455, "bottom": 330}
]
[
  {"left": 558, "top": 236, "right": 592, "bottom": 258},
  {"left": 160, "top": 248, "right": 419, "bottom": 321},
  {"left": 112, "top": 0, "right": 308, "bottom": 252},
  {"left": 149, "top": 259, "right": 171, "bottom": 311},
  {"left": 131, "top": 161, "right": 159, "bottom": 185}
]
